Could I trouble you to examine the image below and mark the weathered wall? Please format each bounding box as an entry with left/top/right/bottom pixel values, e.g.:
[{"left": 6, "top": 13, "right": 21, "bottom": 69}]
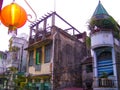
[{"left": 53, "top": 28, "right": 87, "bottom": 89}]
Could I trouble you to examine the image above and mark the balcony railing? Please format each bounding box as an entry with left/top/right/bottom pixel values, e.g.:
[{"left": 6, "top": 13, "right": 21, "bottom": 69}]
[
  {"left": 98, "top": 78, "right": 114, "bottom": 87},
  {"left": 29, "top": 27, "right": 51, "bottom": 45},
  {"left": 93, "top": 77, "right": 117, "bottom": 88}
]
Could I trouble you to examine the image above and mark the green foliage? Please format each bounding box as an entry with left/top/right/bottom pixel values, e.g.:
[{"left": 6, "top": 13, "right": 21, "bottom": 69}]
[
  {"left": 14, "top": 75, "right": 26, "bottom": 83},
  {"left": 86, "top": 36, "right": 91, "bottom": 48},
  {"left": 100, "top": 72, "right": 108, "bottom": 78},
  {"left": 89, "top": 16, "right": 118, "bottom": 30},
  {"left": 89, "top": 15, "right": 120, "bottom": 39},
  {"left": 9, "top": 46, "right": 19, "bottom": 52},
  {"left": 8, "top": 67, "right": 27, "bottom": 89},
  {"left": 9, "top": 67, "right": 17, "bottom": 73}
]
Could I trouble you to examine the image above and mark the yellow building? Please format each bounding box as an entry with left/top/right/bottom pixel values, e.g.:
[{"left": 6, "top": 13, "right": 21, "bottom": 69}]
[{"left": 25, "top": 12, "right": 87, "bottom": 90}]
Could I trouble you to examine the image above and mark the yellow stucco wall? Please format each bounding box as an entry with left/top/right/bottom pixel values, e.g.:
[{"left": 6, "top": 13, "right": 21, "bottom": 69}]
[
  {"left": 28, "top": 45, "right": 51, "bottom": 75},
  {"left": 29, "top": 63, "right": 51, "bottom": 75}
]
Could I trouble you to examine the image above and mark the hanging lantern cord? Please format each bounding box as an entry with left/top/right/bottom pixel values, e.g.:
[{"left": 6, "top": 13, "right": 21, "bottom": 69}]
[
  {"left": 24, "top": 0, "right": 37, "bottom": 23},
  {"left": 13, "top": 0, "right": 15, "bottom": 3}
]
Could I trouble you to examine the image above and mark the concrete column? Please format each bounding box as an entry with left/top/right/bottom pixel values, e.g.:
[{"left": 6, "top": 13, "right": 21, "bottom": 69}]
[
  {"left": 112, "top": 48, "right": 118, "bottom": 88},
  {"left": 91, "top": 49, "right": 98, "bottom": 88}
]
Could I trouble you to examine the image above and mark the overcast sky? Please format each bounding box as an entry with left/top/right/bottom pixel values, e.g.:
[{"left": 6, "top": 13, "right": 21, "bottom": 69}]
[{"left": 0, "top": 0, "right": 120, "bottom": 51}]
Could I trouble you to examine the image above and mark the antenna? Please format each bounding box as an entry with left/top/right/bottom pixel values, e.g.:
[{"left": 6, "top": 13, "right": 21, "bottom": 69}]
[{"left": 54, "top": 0, "right": 56, "bottom": 12}]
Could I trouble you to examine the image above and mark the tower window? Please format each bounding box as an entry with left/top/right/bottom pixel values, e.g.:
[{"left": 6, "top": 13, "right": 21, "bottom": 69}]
[
  {"left": 96, "top": 48, "right": 113, "bottom": 77},
  {"left": 98, "top": 51, "right": 112, "bottom": 60}
]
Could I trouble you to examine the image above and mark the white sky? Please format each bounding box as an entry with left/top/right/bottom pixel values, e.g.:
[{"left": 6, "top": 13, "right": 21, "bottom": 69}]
[{"left": 0, "top": 0, "right": 120, "bottom": 51}]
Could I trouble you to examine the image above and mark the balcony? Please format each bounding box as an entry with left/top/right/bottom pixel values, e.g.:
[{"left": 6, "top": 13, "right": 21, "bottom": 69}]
[
  {"left": 98, "top": 78, "right": 114, "bottom": 87},
  {"left": 29, "top": 26, "right": 51, "bottom": 45},
  {"left": 93, "top": 77, "right": 118, "bottom": 90}
]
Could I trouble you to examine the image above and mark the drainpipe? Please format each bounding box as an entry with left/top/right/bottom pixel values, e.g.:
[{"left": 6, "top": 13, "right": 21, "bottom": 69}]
[{"left": 51, "top": 31, "right": 57, "bottom": 90}]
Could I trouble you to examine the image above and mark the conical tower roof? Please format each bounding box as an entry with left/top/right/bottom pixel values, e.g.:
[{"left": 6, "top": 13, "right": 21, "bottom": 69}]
[
  {"left": 93, "top": 1, "right": 109, "bottom": 16},
  {"left": 89, "top": 1, "right": 120, "bottom": 36}
]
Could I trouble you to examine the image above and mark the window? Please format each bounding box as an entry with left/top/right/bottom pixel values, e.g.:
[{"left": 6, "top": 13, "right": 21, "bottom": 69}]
[
  {"left": 36, "top": 47, "right": 42, "bottom": 64},
  {"left": 98, "top": 51, "right": 112, "bottom": 60},
  {"left": 86, "top": 65, "right": 93, "bottom": 73},
  {"left": 0, "top": 53, "right": 7, "bottom": 59},
  {"left": 4, "top": 54, "right": 7, "bottom": 59},
  {"left": 96, "top": 47, "right": 113, "bottom": 77},
  {"left": 29, "top": 51, "right": 34, "bottom": 66},
  {"left": 45, "top": 44, "right": 51, "bottom": 63}
]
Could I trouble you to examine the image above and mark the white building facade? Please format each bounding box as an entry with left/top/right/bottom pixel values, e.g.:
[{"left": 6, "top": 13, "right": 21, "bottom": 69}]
[
  {"left": 7, "top": 34, "right": 28, "bottom": 72},
  {"left": 89, "top": 1, "right": 120, "bottom": 90},
  {"left": 0, "top": 51, "right": 7, "bottom": 74}
]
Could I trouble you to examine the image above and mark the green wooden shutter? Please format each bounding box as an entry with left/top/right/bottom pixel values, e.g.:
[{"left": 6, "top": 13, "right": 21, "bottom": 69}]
[
  {"left": 36, "top": 48, "right": 42, "bottom": 65},
  {"left": 36, "top": 52, "right": 40, "bottom": 64}
]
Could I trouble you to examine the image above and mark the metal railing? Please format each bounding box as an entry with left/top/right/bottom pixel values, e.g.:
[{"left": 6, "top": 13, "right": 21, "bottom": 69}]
[
  {"left": 98, "top": 78, "right": 114, "bottom": 87},
  {"left": 93, "top": 77, "right": 117, "bottom": 88}
]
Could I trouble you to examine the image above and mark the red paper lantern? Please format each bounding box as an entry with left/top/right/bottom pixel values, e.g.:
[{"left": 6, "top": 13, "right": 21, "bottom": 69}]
[{"left": 0, "top": 3, "right": 27, "bottom": 34}]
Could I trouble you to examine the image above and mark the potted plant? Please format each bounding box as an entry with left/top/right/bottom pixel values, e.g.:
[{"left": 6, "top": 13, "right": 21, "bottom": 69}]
[{"left": 100, "top": 72, "right": 108, "bottom": 78}]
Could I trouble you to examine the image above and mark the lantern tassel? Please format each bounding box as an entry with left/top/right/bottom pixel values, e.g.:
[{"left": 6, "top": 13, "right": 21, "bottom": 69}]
[{"left": 8, "top": 25, "right": 17, "bottom": 35}]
